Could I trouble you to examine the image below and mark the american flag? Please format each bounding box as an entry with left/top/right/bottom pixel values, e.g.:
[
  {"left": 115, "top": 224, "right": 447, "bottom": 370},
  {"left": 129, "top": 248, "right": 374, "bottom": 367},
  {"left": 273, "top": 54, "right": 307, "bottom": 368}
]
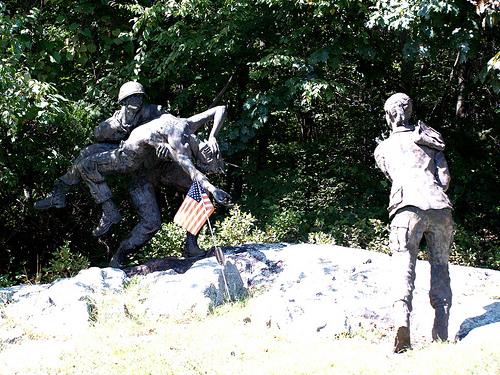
[{"left": 174, "top": 181, "right": 215, "bottom": 235}]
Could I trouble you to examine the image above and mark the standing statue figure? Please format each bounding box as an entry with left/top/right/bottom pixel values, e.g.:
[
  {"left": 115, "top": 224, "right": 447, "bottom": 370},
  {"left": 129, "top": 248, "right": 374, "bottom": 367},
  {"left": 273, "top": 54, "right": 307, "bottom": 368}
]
[
  {"left": 76, "top": 107, "right": 231, "bottom": 267},
  {"left": 374, "top": 93, "right": 454, "bottom": 353}
]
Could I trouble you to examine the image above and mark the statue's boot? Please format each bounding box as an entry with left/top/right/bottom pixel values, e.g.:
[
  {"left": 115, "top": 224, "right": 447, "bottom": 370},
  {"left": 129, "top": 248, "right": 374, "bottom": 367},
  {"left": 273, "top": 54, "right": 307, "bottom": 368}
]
[
  {"left": 34, "top": 180, "right": 70, "bottom": 210},
  {"left": 109, "top": 238, "right": 136, "bottom": 268},
  {"left": 432, "top": 305, "right": 450, "bottom": 342},
  {"left": 394, "top": 326, "right": 411, "bottom": 353},
  {"left": 184, "top": 233, "right": 205, "bottom": 257},
  {"left": 109, "top": 246, "right": 127, "bottom": 269},
  {"left": 92, "top": 200, "right": 121, "bottom": 237},
  {"left": 393, "top": 300, "right": 411, "bottom": 353}
]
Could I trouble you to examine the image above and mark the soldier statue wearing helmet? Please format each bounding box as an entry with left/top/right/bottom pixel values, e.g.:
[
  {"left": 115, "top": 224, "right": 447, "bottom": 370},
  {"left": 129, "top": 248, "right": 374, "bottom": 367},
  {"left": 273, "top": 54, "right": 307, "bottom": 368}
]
[
  {"left": 35, "top": 81, "right": 162, "bottom": 211},
  {"left": 76, "top": 105, "right": 231, "bottom": 267},
  {"left": 93, "top": 81, "right": 164, "bottom": 143},
  {"left": 34, "top": 81, "right": 226, "bottom": 265}
]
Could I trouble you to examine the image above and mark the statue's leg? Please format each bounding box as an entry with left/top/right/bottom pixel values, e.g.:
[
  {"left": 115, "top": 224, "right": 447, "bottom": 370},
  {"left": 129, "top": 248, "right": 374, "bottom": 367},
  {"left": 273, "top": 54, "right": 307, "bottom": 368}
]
[
  {"left": 34, "top": 143, "right": 118, "bottom": 210},
  {"left": 389, "top": 207, "right": 424, "bottom": 353},
  {"left": 91, "top": 199, "right": 121, "bottom": 237},
  {"left": 184, "top": 232, "right": 205, "bottom": 257},
  {"left": 425, "top": 209, "right": 454, "bottom": 342},
  {"left": 34, "top": 178, "right": 71, "bottom": 209},
  {"left": 109, "top": 178, "right": 161, "bottom": 268},
  {"left": 76, "top": 149, "right": 129, "bottom": 236}
]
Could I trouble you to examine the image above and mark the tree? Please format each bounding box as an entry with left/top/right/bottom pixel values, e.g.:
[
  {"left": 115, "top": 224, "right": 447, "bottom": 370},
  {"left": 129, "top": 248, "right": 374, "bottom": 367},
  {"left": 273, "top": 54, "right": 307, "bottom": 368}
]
[{"left": 0, "top": 0, "right": 498, "bottom": 284}]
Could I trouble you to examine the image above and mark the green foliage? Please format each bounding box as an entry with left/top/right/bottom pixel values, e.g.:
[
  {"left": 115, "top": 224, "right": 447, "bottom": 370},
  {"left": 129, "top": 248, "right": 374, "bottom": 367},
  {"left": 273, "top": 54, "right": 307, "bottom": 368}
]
[
  {"left": 127, "top": 206, "right": 266, "bottom": 264},
  {"left": 451, "top": 224, "right": 499, "bottom": 269},
  {"left": 481, "top": 52, "right": 500, "bottom": 94},
  {"left": 307, "top": 231, "right": 336, "bottom": 245},
  {"left": 334, "top": 218, "right": 390, "bottom": 254},
  {"left": 208, "top": 205, "right": 266, "bottom": 247},
  {"left": 265, "top": 208, "right": 305, "bottom": 243},
  {"left": 0, "top": 274, "right": 15, "bottom": 288},
  {"left": 241, "top": 142, "right": 389, "bottom": 248},
  {"left": 43, "top": 240, "right": 90, "bottom": 282},
  {"left": 130, "top": 222, "right": 185, "bottom": 265}
]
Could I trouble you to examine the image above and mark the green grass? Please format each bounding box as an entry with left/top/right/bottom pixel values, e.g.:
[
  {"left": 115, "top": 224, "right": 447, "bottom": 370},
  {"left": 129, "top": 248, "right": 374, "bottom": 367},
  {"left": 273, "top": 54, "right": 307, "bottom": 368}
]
[{"left": 0, "top": 291, "right": 498, "bottom": 375}]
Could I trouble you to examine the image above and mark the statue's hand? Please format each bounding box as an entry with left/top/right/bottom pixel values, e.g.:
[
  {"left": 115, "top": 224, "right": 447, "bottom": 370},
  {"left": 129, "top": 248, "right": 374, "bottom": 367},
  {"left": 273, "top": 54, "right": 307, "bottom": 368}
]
[
  {"left": 156, "top": 143, "right": 172, "bottom": 159},
  {"left": 206, "top": 136, "right": 220, "bottom": 159},
  {"left": 212, "top": 188, "right": 232, "bottom": 207}
]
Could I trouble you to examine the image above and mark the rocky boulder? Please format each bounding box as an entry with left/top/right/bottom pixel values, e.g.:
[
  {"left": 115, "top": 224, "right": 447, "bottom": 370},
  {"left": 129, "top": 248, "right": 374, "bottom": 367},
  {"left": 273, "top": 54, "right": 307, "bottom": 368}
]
[{"left": 1, "top": 243, "right": 498, "bottom": 347}]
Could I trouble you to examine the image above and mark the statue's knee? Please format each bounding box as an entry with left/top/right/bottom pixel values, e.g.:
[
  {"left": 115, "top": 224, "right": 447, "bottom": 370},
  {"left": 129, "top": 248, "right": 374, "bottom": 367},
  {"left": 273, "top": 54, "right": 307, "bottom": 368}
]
[
  {"left": 76, "top": 159, "right": 92, "bottom": 178},
  {"left": 429, "top": 288, "right": 452, "bottom": 309},
  {"left": 75, "top": 160, "right": 85, "bottom": 175}
]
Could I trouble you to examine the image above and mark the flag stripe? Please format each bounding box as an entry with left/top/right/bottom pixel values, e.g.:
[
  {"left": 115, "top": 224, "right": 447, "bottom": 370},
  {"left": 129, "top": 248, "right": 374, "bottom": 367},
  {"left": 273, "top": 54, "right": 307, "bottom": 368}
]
[
  {"left": 179, "top": 198, "right": 196, "bottom": 229},
  {"left": 187, "top": 213, "right": 204, "bottom": 235},
  {"left": 185, "top": 203, "right": 203, "bottom": 233},
  {"left": 186, "top": 199, "right": 213, "bottom": 234}
]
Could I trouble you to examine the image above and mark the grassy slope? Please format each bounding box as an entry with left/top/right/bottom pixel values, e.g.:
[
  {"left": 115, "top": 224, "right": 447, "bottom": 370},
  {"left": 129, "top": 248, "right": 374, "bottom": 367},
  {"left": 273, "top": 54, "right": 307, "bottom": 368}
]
[{"left": 0, "top": 283, "right": 498, "bottom": 375}]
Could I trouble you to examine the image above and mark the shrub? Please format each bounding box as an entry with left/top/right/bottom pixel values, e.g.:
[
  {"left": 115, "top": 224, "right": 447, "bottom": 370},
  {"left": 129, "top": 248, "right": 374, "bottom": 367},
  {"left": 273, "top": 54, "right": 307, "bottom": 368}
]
[
  {"left": 265, "top": 208, "right": 305, "bottom": 243},
  {"left": 43, "top": 240, "right": 90, "bottom": 282},
  {"left": 0, "top": 274, "right": 15, "bottom": 288},
  {"left": 307, "top": 231, "right": 336, "bottom": 245},
  {"left": 129, "top": 207, "right": 265, "bottom": 260},
  {"left": 451, "top": 224, "right": 499, "bottom": 269},
  {"left": 331, "top": 218, "right": 390, "bottom": 254},
  {"left": 207, "top": 205, "right": 266, "bottom": 247},
  {"left": 130, "top": 222, "right": 185, "bottom": 265}
]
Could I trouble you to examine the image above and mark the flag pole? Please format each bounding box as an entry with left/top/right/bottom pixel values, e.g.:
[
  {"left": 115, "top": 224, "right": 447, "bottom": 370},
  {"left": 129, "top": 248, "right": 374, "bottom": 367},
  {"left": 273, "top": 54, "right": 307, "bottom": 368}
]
[{"left": 195, "top": 180, "right": 231, "bottom": 301}]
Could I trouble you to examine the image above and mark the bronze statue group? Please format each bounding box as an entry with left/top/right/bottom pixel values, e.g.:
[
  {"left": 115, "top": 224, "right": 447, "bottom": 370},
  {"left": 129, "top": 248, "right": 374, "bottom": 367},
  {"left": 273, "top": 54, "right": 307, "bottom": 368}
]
[{"left": 35, "top": 83, "right": 454, "bottom": 353}]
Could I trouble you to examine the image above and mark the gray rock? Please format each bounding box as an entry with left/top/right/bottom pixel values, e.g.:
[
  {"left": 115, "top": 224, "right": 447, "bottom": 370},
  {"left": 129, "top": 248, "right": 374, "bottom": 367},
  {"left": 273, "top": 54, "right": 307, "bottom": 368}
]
[
  {"left": 0, "top": 284, "right": 49, "bottom": 304},
  {"left": 72, "top": 267, "right": 127, "bottom": 292},
  {"left": 0, "top": 243, "right": 498, "bottom": 345},
  {"left": 206, "top": 261, "right": 248, "bottom": 308},
  {"left": 47, "top": 278, "right": 94, "bottom": 306},
  {"left": 455, "top": 301, "right": 500, "bottom": 341},
  {"left": 0, "top": 268, "right": 127, "bottom": 338},
  {"left": 136, "top": 257, "right": 222, "bottom": 319}
]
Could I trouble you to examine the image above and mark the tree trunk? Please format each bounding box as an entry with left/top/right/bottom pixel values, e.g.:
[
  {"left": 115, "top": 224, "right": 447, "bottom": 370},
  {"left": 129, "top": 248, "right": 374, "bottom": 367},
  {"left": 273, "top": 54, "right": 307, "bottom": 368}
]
[{"left": 456, "top": 62, "right": 470, "bottom": 118}]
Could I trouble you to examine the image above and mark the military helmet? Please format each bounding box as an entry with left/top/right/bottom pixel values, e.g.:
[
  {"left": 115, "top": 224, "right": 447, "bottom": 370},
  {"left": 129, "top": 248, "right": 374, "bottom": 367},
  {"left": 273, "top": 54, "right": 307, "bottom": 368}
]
[{"left": 118, "top": 81, "right": 146, "bottom": 103}]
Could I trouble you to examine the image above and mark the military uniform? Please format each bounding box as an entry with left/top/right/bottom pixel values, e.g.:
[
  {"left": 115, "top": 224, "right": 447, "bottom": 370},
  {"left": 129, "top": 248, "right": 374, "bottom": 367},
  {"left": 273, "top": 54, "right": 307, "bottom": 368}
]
[
  {"left": 34, "top": 82, "right": 171, "bottom": 255},
  {"left": 35, "top": 103, "right": 165, "bottom": 207},
  {"left": 374, "top": 120, "right": 454, "bottom": 349},
  {"left": 94, "top": 104, "right": 164, "bottom": 143},
  {"left": 81, "top": 112, "right": 202, "bottom": 266}
]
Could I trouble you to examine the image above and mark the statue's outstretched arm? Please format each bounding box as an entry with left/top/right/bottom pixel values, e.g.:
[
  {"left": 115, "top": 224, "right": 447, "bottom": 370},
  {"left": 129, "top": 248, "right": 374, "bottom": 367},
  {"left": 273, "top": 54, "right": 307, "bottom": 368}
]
[{"left": 186, "top": 105, "right": 226, "bottom": 137}]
